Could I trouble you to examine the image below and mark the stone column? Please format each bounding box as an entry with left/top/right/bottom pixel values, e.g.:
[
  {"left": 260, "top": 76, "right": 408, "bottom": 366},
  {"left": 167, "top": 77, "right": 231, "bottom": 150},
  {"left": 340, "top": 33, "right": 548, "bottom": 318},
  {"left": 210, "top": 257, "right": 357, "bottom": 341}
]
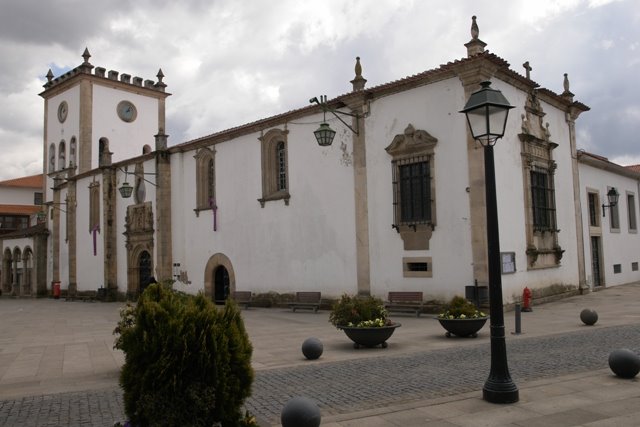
[
  {"left": 52, "top": 177, "right": 62, "bottom": 292},
  {"left": 154, "top": 132, "right": 173, "bottom": 281},
  {"left": 102, "top": 168, "right": 118, "bottom": 299},
  {"left": 67, "top": 179, "right": 78, "bottom": 295},
  {"left": 567, "top": 106, "right": 588, "bottom": 292},
  {"left": 348, "top": 57, "right": 371, "bottom": 296},
  {"left": 458, "top": 71, "right": 496, "bottom": 288}
]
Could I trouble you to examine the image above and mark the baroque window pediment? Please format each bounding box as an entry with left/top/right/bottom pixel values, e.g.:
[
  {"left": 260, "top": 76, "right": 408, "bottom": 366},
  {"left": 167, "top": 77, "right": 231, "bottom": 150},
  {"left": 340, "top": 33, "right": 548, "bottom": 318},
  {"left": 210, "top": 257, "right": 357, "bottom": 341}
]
[{"left": 385, "top": 124, "right": 438, "bottom": 158}]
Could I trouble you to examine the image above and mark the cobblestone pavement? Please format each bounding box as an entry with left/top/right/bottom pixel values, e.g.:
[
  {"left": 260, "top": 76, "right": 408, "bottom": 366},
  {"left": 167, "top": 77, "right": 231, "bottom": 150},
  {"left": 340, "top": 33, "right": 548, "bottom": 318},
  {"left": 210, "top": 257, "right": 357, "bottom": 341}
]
[{"left": 1, "top": 323, "right": 639, "bottom": 426}]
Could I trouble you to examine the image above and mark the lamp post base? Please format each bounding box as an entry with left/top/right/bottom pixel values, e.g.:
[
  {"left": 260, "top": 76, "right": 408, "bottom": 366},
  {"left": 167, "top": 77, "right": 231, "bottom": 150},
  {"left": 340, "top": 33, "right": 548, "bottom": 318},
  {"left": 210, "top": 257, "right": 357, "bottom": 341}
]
[{"left": 483, "top": 380, "right": 519, "bottom": 404}]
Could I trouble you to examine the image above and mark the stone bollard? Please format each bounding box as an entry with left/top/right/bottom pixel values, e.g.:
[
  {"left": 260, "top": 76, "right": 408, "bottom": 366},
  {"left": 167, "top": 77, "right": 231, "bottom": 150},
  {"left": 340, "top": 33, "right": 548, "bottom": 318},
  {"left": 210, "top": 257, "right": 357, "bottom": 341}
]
[
  {"left": 608, "top": 348, "right": 640, "bottom": 378},
  {"left": 281, "top": 396, "right": 321, "bottom": 427},
  {"left": 301, "top": 337, "right": 323, "bottom": 360},
  {"left": 580, "top": 308, "right": 598, "bottom": 326}
]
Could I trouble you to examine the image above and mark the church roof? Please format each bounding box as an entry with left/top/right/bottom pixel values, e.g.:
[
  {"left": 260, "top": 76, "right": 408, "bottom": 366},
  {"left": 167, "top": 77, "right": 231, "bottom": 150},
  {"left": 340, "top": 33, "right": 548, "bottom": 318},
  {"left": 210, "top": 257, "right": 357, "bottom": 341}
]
[
  {"left": 0, "top": 204, "right": 41, "bottom": 215},
  {"left": 577, "top": 150, "right": 640, "bottom": 179},
  {"left": 173, "top": 49, "right": 589, "bottom": 153},
  {"left": 0, "top": 174, "right": 43, "bottom": 188}
]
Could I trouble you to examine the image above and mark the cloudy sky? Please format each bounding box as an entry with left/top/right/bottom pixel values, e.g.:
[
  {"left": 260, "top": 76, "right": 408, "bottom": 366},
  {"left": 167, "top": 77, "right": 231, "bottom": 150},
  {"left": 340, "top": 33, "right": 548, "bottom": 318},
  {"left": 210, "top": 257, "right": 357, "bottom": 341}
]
[{"left": 0, "top": 0, "right": 638, "bottom": 180}]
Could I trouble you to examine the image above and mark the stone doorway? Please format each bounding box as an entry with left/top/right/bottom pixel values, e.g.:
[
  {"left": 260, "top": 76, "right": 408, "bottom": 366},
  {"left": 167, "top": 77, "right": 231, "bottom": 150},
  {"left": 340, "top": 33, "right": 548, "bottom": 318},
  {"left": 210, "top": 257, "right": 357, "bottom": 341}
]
[
  {"left": 214, "top": 265, "right": 230, "bottom": 304},
  {"left": 203, "top": 253, "right": 235, "bottom": 302},
  {"left": 138, "top": 250, "right": 153, "bottom": 295}
]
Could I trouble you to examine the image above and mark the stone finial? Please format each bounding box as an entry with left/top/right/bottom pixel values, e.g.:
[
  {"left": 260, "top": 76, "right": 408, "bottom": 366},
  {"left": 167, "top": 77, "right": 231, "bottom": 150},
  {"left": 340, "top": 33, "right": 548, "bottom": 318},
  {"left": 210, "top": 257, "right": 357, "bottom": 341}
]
[
  {"left": 350, "top": 57, "right": 367, "bottom": 92},
  {"left": 523, "top": 61, "right": 532, "bottom": 80},
  {"left": 43, "top": 69, "right": 54, "bottom": 88},
  {"left": 465, "top": 16, "right": 487, "bottom": 57},
  {"left": 79, "top": 47, "right": 94, "bottom": 73},
  {"left": 471, "top": 15, "right": 479, "bottom": 39},
  {"left": 562, "top": 73, "right": 574, "bottom": 100},
  {"left": 155, "top": 68, "right": 167, "bottom": 91}
]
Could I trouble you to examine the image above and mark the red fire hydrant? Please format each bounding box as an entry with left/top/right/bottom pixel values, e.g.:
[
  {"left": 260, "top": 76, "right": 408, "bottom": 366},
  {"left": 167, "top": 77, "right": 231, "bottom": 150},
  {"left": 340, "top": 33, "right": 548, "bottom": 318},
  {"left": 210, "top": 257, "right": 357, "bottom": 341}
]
[{"left": 522, "top": 287, "right": 532, "bottom": 312}]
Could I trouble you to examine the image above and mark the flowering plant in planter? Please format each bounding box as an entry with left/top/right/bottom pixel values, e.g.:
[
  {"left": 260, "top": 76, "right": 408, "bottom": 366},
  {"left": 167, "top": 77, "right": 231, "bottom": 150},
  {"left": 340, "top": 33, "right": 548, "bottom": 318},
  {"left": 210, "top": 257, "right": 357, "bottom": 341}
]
[
  {"left": 437, "top": 296, "right": 487, "bottom": 338},
  {"left": 329, "top": 294, "right": 400, "bottom": 349},
  {"left": 438, "top": 295, "right": 486, "bottom": 319},
  {"left": 329, "top": 294, "right": 392, "bottom": 328}
]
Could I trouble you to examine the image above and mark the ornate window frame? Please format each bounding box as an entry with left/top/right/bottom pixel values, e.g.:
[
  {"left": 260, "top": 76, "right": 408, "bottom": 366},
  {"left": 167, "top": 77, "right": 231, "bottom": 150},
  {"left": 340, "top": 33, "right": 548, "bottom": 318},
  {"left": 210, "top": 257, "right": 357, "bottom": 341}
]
[
  {"left": 519, "top": 91, "right": 563, "bottom": 269},
  {"left": 194, "top": 147, "right": 216, "bottom": 215},
  {"left": 258, "top": 128, "right": 290, "bottom": 207},
  {"left": 385, "top": 124, "right": 438, "bottom": 250}
]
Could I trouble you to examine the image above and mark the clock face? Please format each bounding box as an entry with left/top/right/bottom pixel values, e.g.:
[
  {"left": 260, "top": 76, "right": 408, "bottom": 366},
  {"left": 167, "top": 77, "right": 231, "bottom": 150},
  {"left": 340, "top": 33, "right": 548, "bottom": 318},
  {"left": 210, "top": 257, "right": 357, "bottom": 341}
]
[
  {"left": 117, "top": 100, "right": 137, "bottom": 122},
  {"left": 57, "top": 101, "right": 68, "bottom": 123}
]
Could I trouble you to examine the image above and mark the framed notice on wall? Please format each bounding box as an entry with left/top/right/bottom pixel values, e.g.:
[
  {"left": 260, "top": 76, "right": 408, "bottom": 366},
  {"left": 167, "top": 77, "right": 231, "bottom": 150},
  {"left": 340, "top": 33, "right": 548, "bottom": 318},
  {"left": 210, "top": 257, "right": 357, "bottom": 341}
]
[{"left": 501, "top": 252, "right": 516, "bottom": 274}]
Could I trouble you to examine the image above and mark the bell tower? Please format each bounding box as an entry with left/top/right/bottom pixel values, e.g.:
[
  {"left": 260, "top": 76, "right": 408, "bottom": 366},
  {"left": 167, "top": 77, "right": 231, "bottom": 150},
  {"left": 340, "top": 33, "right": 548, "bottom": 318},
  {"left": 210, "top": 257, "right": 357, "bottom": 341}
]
[{"left": 40, "top": 48, "right": 169, "bottom": 180}]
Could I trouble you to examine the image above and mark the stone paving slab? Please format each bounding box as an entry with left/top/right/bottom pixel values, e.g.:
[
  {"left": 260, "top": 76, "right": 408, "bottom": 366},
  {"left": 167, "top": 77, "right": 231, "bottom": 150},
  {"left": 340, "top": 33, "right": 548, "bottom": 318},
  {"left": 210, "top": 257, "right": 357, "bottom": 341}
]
[{"left": 1, "top": 283, "right": 640, "bottom": 426}]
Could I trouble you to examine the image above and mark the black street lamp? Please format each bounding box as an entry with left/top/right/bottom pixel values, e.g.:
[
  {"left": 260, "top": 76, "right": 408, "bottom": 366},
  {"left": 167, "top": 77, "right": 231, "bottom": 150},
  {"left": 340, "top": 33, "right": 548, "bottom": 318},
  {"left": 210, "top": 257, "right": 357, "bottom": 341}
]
[
  {"left": 460, "top": 80, "right": 519, "bottom": 404},
  {"left": 601, "top": 187, "right": 619, "bottom": 217}
]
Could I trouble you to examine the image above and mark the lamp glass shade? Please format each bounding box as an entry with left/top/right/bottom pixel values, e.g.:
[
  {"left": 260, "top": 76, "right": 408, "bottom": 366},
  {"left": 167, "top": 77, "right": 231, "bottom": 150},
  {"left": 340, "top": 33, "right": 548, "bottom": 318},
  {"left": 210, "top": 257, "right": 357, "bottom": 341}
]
[
  {"left": 607, "top": 187, "right": 619, "bottom": 206},
  {"left": 119, "top": 182, "right": 133, "bottom": 198},
  {"left": 314, "top": 122, "right": 336, "bottom": 147},
  {"left": 461, "top": 81, "right": 514, "bottom": 145}
]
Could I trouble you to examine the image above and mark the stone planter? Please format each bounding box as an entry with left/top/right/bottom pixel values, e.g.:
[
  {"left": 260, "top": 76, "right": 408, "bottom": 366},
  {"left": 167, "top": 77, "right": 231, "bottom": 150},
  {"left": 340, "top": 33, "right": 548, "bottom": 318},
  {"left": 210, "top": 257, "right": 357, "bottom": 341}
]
[
  {"left": 438, "top": 317, "right": 488, "bottom": 338},
  {"left": 338, "top": 323, "right": 401, "bottom": 348}
]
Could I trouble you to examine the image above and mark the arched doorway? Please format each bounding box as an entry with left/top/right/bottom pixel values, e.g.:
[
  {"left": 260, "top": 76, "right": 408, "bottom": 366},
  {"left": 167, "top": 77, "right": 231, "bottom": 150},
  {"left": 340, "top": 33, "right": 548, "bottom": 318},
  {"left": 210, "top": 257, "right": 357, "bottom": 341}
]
[
  {"left": 22, "top": 248, "right": 33, "bottom": 296},
  {"left": 2, "top": 248, "right": 12, "bottom": 293},
  {"left": 214, "top": 265, "right": 230, "bottom": 304},
  {"left": 13, "top": 248, "right": 22, "bottom": 295},
  {"left": 203, "top": 253, "right": 235, "bottom": 302},
  {"left": 138, "top": 250, "right": 153, "bottom": 296}
]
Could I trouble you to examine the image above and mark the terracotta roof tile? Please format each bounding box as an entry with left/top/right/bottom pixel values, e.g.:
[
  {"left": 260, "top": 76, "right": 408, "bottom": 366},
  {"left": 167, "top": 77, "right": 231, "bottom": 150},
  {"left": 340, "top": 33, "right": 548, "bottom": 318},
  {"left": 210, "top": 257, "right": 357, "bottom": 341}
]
[
  {"left": 0, "top": 174, "right": 44, "bottom": 188},
  {"left": 0, "top": 205, "right": 42, "bottom": 215},
  {"left": 172, "top": 51, "right": 584, "bottom": 152}
]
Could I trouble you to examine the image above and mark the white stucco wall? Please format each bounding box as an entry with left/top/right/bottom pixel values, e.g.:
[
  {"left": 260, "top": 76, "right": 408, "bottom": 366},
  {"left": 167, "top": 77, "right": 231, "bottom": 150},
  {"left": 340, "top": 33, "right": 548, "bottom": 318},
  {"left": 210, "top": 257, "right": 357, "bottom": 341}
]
[
  {"left": 0, "top": 186, "right": 39, "bottom": 205},
  {"left": 73, "top": 175, "right": 105, "bottom": 291},
  {"left": 578, "top": 161, "right": 640, "bottom": 288},
  {"left": 364, "top": 78, "right": 475, "bottom": 301},
  {"left": 92, "top": 86, "right": 159, "bottom": 167},
  {"left": 172, "top": 118, "right": 358, "bottom": 297}
]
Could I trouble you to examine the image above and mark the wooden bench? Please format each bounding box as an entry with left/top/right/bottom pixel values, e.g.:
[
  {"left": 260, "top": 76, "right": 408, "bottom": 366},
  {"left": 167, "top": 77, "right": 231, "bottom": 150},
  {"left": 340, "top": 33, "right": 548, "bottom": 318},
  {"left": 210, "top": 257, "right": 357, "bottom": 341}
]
[
  {"left": 385, "top": 291, "right": 424, "bottom": 317},
  {"left": 289, "top": 291, "right": 322, "bottom": 313},
  {"left": 65, "top": 290, "right": 97, "bottom": 302},
  {"left": 232, "top": 291, "right": 252, "bottom": 309}
]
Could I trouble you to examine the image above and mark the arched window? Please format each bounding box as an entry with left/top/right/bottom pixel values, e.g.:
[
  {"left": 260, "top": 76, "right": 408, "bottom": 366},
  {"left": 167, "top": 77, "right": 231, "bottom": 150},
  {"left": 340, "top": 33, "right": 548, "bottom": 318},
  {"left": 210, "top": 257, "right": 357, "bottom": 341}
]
[
  {"left": 207, "top": 158, "right": 215, "bottom": 202},
  {"left": 194, "top": 147, "right": 216, "bottom": 211},
  {"left": 49, "top": 143, "right": 56, "bottom": 173},
  {"left": 59, "top": 140, "right": 66, "bottom": 170},
  {"left": 276, "top": 141, "right": 287, "bottom": 191},
  {"left": 69, "top": 137, "right": 77, "bottom": 168},
  {"left": 258, "top": 128, "right": 290, "bottom": 207},
  {"left": 98, "top": 137, "right": 111, "bottom": 167}
]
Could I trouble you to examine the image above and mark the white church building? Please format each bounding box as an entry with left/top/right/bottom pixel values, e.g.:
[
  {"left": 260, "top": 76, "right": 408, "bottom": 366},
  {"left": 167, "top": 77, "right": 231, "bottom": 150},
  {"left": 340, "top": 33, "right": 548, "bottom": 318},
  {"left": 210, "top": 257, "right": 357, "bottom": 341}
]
[{"left": 2, "top": 17, "right": 639, "bottom": 304}]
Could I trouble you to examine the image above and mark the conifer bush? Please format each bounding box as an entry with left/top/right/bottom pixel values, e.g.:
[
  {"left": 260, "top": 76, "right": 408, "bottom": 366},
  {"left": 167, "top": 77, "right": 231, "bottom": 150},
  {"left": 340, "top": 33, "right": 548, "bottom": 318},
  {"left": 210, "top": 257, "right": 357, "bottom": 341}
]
[{"left": 114, "top": 283, "right": 254, "bottom": 426}]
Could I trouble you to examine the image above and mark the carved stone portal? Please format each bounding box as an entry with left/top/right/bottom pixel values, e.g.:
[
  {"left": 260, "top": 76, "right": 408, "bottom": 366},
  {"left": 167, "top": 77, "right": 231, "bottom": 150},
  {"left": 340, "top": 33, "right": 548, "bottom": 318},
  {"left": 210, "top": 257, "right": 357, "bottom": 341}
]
[{"left": 124, "top": 202, "right": 155, "bottom": 298}]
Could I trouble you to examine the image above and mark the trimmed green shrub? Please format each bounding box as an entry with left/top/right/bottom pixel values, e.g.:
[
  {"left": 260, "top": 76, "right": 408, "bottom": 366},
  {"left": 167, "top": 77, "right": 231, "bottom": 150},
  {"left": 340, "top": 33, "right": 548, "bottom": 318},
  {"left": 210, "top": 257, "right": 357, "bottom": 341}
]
[
  {"left": 114, "top": 284, "right": 254, "bottom": 426},
  {"left": 438, "top": 295, "right": 486, "bottom": 319},
  {"left": 329, "top": 294, "right": 391, "bottom": 328}
]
